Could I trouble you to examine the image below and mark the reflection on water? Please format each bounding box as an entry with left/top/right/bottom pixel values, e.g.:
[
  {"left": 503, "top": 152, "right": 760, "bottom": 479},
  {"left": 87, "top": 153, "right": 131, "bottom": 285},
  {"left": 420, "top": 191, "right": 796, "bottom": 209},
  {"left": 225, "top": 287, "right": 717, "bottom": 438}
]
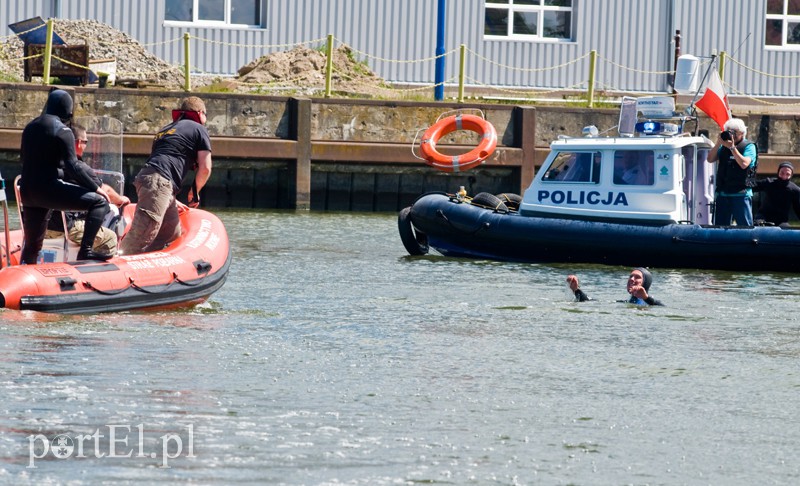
[{"left": 1, "top": 209, "right": 800, "bottom": 484}]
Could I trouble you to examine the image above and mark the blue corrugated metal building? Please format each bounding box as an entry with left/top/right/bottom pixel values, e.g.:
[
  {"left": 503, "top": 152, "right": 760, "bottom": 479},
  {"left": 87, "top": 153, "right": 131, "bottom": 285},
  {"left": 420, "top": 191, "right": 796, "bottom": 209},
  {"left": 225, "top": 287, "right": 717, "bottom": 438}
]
[{"left": 2, "top": 0, "right": 800, "bottom": 98}]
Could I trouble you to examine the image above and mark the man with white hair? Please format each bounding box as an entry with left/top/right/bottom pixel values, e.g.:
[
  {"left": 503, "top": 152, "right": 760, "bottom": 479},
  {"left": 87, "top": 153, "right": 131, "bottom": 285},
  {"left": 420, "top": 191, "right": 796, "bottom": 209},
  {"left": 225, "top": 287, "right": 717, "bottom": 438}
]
[{"left": 706, "top": 118, "right": 758, "bottom": 226}]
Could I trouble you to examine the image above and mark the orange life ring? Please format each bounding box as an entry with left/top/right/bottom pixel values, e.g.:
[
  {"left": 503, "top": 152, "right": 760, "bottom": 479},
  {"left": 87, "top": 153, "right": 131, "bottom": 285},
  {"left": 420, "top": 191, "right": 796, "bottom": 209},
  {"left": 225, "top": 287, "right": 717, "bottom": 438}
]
[{"left": 419, "top": 114, "right": 498, "bottom": 173}]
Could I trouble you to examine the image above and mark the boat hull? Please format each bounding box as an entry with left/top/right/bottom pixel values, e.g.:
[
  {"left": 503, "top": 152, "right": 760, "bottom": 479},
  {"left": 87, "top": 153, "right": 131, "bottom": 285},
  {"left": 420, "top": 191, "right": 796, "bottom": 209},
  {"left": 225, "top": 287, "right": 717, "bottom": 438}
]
[
  {"left": 405, "top": 193, "right": 800, "bottom": 272},
  {"left": 0, "top": 205, "right": 231, "bottom": 313}
]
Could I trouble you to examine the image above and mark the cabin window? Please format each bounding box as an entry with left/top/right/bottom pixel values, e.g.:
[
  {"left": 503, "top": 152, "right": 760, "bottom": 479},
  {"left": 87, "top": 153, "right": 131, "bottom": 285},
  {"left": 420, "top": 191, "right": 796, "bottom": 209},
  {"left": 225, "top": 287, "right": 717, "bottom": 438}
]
[
  {"left": 484, "top": 0, "right": 573, "bottom": 41},
  {"left": 165, "top": 0, "right": 263, "bottom": 27},
  {"left": 613, "top": 150, "right": 655, "bottom": 186},
  {"left": 541, "top": 151, "right": 601, "bottom": 183},
  {"left": 765, "top": 0, "right": 800, "bottom": 48}
]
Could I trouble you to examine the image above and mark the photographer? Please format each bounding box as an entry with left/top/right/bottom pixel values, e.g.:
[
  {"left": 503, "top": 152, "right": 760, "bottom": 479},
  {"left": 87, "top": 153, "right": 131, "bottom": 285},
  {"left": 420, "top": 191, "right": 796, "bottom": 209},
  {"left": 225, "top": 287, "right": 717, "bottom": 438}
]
[{"left": 707, "top": 118, "right": 758, "bottom": 226}]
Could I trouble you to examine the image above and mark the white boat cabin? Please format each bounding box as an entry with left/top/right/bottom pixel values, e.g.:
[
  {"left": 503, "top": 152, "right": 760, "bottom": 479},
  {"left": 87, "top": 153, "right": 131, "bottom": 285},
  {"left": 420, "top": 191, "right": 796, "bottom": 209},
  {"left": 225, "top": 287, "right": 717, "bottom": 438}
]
[{"left": 520, "top": 98, "right": 716, "bottom": 225}]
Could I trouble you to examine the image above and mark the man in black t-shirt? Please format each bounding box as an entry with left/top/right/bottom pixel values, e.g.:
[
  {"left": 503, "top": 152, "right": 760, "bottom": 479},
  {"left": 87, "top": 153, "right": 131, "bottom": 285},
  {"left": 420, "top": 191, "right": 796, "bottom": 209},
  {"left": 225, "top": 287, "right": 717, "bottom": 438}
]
[{"left": 119, "top": 96, "right": 212, "bottom": 254}]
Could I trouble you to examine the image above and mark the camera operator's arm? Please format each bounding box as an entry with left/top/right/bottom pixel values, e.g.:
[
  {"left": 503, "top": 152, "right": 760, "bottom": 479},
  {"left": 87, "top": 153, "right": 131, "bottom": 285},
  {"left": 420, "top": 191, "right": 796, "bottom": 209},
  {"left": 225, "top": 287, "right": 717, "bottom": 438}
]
[
  {"left": 729, "top": 144, "right": 754, "bottom": 170},
  {"left": 707, "top": 135, "right": 722, "bottom": 163}
]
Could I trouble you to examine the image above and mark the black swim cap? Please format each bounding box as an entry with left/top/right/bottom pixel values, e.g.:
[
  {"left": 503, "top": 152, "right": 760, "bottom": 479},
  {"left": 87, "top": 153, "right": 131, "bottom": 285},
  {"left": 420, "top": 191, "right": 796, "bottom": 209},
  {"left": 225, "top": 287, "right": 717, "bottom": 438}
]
[
  {"left": 632, "top": 267, "right": 653, "bottom": 291},
  {"left": 44, "top": 89, "right": 73, "bottom": 121},
  {"left": 778, "top": 162, "right": 794, "bottom": 174}
]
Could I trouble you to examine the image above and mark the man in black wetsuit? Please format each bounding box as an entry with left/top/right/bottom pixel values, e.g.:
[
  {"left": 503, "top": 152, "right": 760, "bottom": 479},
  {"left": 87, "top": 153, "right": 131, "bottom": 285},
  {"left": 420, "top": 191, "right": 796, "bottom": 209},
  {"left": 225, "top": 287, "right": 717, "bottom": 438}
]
[
  {"left": 753, "top": 161, "right": 800, "bottom": 227},
  {"left": 565, "top": 268, "right": 664, "bottom": 306},
  {"left": 19, "top": 89, "right": 111, "bottom": 263}
]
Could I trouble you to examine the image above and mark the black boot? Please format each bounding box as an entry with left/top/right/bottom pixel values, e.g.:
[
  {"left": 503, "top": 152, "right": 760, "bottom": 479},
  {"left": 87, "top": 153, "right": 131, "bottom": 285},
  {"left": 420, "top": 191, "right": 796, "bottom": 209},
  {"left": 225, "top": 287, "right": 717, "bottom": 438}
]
[
  {"left": 78, "top": 198, "right": 112, "bottom": 262},
  {"left": 77, "top": 249, "right": 113, "bottom": 261}
]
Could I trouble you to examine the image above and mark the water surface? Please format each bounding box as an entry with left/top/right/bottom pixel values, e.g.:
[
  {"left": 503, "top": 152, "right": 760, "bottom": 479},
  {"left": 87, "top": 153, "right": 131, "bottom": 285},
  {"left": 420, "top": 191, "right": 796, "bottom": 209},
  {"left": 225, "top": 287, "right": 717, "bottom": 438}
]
[{"left": 1, "top": 209, "right": 799, "bottom": 484}]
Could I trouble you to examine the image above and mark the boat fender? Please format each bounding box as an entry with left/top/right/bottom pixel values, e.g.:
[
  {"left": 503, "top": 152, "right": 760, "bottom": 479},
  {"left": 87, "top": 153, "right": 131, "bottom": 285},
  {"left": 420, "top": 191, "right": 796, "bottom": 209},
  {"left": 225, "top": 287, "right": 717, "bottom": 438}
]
[
  {"left": 419, "top": 114, "right": 497, "bottom": 173},
  {"left": 471, "top": 192, "right": 509, "bottom": 213},
  {"left": 398, "top": 207, "right": 429, "bottom": 256}
]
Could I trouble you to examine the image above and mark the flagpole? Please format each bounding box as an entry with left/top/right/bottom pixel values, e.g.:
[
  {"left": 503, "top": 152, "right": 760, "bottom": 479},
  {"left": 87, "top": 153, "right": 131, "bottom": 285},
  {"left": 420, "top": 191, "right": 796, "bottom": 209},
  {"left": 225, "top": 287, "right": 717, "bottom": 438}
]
[{"left": 685, "top": 53, "right": 717, "bottom": 116}]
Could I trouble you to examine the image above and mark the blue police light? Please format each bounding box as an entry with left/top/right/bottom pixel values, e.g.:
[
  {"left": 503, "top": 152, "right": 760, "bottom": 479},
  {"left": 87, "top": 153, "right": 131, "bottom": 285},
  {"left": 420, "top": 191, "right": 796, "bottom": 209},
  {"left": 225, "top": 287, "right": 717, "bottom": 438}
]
[
  {"left": 635, "top": 121, "right": 679, "bottom": 136},
  {"left": 636, "top": 121, "right": 659, "bottom": 134}
]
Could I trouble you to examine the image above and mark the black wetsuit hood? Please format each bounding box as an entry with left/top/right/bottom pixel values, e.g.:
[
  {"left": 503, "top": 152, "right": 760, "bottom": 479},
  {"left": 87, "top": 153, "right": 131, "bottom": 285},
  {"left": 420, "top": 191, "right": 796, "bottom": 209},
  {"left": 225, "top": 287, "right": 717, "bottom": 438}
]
[{"left": 44, "top": 89, "right": 73, "bottom": 122}]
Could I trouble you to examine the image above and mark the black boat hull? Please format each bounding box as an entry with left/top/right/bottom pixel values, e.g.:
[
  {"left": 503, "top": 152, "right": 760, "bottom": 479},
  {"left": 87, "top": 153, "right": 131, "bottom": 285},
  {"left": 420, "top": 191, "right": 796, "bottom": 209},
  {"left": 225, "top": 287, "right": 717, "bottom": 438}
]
[{"left": 405, "top": 193, "right": 800, "bottom": 272}]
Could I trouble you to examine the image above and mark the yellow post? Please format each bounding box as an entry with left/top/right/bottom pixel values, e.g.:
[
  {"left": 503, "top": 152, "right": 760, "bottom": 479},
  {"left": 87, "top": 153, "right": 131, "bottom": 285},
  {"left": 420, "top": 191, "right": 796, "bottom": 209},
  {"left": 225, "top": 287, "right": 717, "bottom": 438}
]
[
  {"left": 457, "top": 44, "right": 466, "bottom": 103},
  {"left": 718, "top": 50, "right": 726, "bottom": 83},
  {"left": 324, "top": 34, "right": 334, "bottom": 98},
  {"left": 183, "top": 32, "right": 191, "bottom": 92},
  {"left": 587, "top": 50, "right": 597, "bottom": 108},
  {"left": 42, "top": 18, "right": 54, "bottom": 85}
]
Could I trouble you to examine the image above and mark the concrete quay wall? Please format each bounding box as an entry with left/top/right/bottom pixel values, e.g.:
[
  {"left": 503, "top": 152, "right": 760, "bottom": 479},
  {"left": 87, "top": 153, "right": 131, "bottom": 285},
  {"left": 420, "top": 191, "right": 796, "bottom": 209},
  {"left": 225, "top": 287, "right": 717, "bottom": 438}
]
[{"left": 0, "top": 83, "right": 798, "bottom": 211}]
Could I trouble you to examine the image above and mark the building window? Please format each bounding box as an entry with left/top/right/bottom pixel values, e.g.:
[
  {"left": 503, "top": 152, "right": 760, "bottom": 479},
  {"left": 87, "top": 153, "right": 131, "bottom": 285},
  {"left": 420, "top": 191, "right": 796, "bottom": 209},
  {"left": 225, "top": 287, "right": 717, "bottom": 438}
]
[
  {"left": 484, "top": 0, "right": 573, "bottom": 41},
  {"left": 765, "top": 0, "right": 800, "bottom": 47},
  {"left": 166, "top": 0, "right": 262, "bottom": 27}
]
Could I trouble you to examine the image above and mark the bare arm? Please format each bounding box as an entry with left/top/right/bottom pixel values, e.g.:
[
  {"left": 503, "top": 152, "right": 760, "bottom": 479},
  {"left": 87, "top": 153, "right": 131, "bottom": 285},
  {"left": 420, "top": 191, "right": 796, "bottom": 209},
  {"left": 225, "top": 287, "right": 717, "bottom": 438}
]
[
  {"left": 101, "top": 183, "right": 130, "bottom": 207},
  {"left": 188, "top": 150, "right": 212, "bottom": 207},
  {"left": 728, "top": 145, "right": 752, "bottom": 170},
  {"left": 706, "top": 137, "right": 721, "bottom": 163}
]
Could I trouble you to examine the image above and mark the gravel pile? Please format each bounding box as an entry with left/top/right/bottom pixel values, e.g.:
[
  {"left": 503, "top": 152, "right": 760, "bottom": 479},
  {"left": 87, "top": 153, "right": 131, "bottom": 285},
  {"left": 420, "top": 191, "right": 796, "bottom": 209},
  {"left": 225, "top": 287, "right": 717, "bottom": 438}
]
[
  {"left": 0, "top": 19, "right": 185, "bottom": 88},
  {"left": 0, "top": 19, "right": 389, "bottom": 96}
]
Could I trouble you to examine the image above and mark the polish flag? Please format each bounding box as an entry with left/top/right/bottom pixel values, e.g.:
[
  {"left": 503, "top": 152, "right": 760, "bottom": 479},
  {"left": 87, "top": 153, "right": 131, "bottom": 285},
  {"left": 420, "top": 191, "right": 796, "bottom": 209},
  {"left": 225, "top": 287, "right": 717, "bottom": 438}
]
[{"left": 695, "top": 69, "right": 731, "bottom": 130}]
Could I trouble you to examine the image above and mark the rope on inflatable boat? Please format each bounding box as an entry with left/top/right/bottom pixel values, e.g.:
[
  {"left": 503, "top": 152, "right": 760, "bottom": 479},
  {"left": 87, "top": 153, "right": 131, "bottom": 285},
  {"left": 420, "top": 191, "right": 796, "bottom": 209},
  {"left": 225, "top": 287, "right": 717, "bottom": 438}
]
[
  {"left": 82, "top": 279, "right": 133, "bottom": 296},
  {"left": 83, "top": 264, "right": 212, "bottom": 296},
  {"left": 173, "top": 271, "right": 209, "bottom": 287},
  {"left": 129, "top": 275, "right": 178, "bottom": 294}
]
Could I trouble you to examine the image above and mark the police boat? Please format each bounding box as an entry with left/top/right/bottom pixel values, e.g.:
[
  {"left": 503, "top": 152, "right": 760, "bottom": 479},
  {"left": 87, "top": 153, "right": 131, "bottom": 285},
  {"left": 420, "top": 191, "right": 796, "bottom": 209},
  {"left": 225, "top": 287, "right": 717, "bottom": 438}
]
[{"left": 398, "top": 97, "right": 800, "bottom": 272}]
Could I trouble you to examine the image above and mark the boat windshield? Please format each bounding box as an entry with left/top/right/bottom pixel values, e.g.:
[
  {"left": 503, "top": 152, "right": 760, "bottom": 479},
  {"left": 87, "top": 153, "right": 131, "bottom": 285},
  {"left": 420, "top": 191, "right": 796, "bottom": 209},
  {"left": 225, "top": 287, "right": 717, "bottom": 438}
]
[
  {"left": 541, "top": 151, "right": 601, "bottom": 183},
  {"left": 75, "top": 116, "right": 124, "bottom": 194}
]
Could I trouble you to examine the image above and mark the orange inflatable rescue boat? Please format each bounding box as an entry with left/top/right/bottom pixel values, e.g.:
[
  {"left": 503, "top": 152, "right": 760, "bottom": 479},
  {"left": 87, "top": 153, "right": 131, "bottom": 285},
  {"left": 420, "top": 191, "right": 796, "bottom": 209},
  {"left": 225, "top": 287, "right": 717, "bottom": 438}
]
[{"left": 0, "top": 176, "right": 230, "bottom": 314}]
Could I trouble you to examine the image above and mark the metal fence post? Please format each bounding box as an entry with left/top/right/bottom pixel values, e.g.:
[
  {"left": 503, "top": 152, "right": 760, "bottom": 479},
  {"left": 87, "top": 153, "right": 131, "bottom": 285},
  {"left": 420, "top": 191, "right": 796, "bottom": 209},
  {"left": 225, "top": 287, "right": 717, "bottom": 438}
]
[
  {"left": 458, "top": 44, "right": 466, "bottom": 103},
  {"left": 42, "top": 19, "right": 54, "bottom": 85},
  {"left": 587, "top": 49, "right": 596, "bottom": 108},
  {"left": 183, "top": 33, "right": 191, "bottom": 92},
  {"left": 324, "top": 34, "right": 334, "bottom": 98}
]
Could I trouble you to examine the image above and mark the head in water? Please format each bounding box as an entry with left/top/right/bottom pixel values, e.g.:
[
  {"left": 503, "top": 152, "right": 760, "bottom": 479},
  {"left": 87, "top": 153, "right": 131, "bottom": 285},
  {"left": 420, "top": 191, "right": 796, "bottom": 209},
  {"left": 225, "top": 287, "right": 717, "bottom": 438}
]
[{"left": 628, "top": 267, "right": 653, "bottom": 293}]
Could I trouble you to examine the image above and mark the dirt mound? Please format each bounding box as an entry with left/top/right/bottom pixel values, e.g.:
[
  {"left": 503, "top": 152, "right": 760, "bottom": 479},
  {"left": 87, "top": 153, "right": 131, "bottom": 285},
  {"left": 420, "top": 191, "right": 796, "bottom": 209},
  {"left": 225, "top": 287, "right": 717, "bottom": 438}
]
[{"left": 233, "top": 44, "right": 388, "bottom": 97}]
